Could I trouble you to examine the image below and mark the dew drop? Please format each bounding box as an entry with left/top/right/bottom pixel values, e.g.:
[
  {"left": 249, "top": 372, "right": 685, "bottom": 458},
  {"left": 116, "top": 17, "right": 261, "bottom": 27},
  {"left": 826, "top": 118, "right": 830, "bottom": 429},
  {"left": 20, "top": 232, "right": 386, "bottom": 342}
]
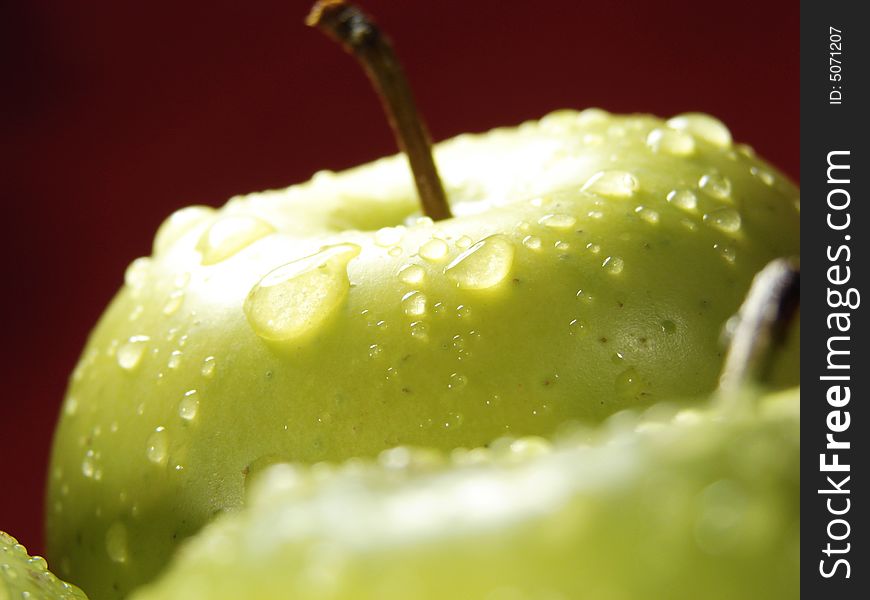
[
  {"left": 522, "top": 235, "right": 542, "bottom": 250},
  {"left": 699, "top": 172, "right": 733, "bottom": 200},
  {"left": 398, "top": 264, "right": 425, "bottom": 285},
  {"left": 569, "top": 319, "right": 588, "bottom": 336},
  {"left": 750, "top": 166, "right": 775, "bottom": 186},
  {"left": 244, "top": 244, "right": 361, "bottom": 342},
  {"left": 448, "top": 373, "right": 467, "bottom": 390},
  {"left": 167, "top": 350, "right": 182, "bottom": 370},
  {"left": 419, "top": 238, "right": 449, "bottom": 261},
  {"left": 616, "top": 367, "right": 642, "bottom": 396},
  {"left": 201, "top": 356, "right": 216, "bottom": 378},
  {"left": 555, "top": 241, "right": 570, "bottom": 251},
  {"left": 146, "top": 427, "right": 169, "bottom": 466},
  {"left": 585, "top": 242, "right": 601, "bottom": 254},
  {"left": 409, "top": 320, "right": 429, "bottom": 341},
  {"left": 444, "top": 234, "right": 515, "bottom": 289},
  {"left": 128, "top": 304, "right": 144, "bottom": 321},
  {"left": 703, "top": 208, "right": 742, "bottom": 233},
  {"left": 197, "top": 215, "right": 275, "bottom": 265},
  {"left": 402, "top": 291, "right": 428, "bottom": 316},
  {"left": 375, "top": 227, "right": 404, "bottom": 247},
  {"left": 368, "top": 344, "right": 383, "bottom": 359},
  {"left": 163, "top": 290, "right": 185, "bottom": 316},
  {"left": 81, "top": 450, "right": 96, "bottom": 479},
  {"left": 105, "top": 522, "right": 129, "bottom": 564},
  {"left": 153, "top": 206, "right": 215, "bottom": 255},
  {"left": 455, "top": 236, "right": 473, "bottom": 249},
  {"left": 646, "top": 128, "right": 696, "bottom": 156},
  {"left": 667, "top": 189, "right": 698, "bottom": 211},
  {"left": 666, "top": 113, "right": 732, "bottom": 148},
  {"left": 64, "top": 396, "right": 78, "bottom": 417},
  {"left": 538, "top": 213, "right": 577, "bottom": 230},
  {"left": 714, "top": 242, "right": 737, "bottom": 264},
  {"left": 178, "top": 390, "right": 200, "bottom": 421},
  {"left": 661, "top": 320, "right": 677, "bottom": 334},
  {"left": 581, "top": 170, "right": 639, "bottom": 198},
  {"left": 634, "top": 206, "right": 660, "bottom": 224},
  {"left": 117, "top": 336, "right": 150, "bottom": 371},
  {"left": 602, "top": 256, "right": 624, "bottom": 274},
  {"left": 388, "top": 246, "right": 403, "bottom": 257}
]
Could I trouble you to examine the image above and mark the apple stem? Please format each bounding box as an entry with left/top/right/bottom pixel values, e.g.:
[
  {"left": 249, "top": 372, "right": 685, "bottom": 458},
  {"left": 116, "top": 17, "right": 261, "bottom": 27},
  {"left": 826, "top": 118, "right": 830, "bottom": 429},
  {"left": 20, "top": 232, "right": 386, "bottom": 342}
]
[
  {"left": 717, "top": 257, "right": 800, "bottom": 398},
  {"left": 307, "top": 0, "right": 453, "bottom": 221}
]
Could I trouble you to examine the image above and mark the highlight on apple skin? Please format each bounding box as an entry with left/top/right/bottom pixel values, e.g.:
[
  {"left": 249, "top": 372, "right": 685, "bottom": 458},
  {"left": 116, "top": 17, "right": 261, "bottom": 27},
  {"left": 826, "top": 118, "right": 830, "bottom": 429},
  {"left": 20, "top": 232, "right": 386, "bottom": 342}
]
[{"left": 45, "top": 107, "right": 799, "bottom": 599}]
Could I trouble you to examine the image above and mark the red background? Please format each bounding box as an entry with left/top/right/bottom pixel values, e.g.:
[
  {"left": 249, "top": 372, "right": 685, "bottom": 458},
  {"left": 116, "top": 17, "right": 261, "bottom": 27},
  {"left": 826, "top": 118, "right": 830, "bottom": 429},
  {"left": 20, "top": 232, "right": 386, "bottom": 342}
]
[{"left": 1, "top": 0, "right": 798, "bottom": 557}]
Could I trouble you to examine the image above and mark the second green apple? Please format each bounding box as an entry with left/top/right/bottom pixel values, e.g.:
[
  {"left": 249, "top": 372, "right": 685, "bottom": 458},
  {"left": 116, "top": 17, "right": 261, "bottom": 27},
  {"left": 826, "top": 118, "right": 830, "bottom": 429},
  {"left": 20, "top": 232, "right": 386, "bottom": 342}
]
[{"left": 47, "top": 109, "right": 799, "bottom": 599}]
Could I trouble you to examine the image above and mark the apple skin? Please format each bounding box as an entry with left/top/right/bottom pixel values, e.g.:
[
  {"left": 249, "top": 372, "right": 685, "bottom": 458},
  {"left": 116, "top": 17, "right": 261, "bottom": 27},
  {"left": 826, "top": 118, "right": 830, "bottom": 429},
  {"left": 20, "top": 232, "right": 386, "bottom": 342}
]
[
  {"left": 129, "top": 387, "right": 800, "bottom": 600},
  {"left": 0, "top": 531, "right": 89, "bottom": 599},
  {"left": 46, "top": 109, "right": 799, "bottom": 598}
]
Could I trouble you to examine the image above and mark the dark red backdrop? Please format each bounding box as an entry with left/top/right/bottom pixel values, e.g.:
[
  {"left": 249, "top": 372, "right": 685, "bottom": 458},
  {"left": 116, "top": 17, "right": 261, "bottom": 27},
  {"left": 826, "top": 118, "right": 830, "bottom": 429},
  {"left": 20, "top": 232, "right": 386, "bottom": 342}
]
[{"left": 1, "top": 0, "right": 798, "bottom": 556}]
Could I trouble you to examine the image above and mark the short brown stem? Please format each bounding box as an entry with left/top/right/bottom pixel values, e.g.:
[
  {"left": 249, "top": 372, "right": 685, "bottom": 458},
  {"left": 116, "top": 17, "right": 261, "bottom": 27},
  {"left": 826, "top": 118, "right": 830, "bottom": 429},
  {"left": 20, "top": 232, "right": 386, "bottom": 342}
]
[
  {"left": 308, "top": 1, "right": 452, "bottom": 221},
  {"left": 718, "top": 257, "right": 800, "bottom": 397}
]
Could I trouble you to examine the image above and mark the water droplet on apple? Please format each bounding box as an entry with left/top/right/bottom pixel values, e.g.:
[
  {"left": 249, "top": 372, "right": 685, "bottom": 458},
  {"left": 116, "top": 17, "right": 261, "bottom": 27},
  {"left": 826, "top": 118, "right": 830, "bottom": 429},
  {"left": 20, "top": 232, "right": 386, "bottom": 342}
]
[
  {"left": 163, "top": 290, "right": 184, "bottom": 316},
  {"left": 154, "top": 206, "right": 215, "bottom": 255},
  {"left": 388, "top": 246, "right": 403, "bottom": 257},
  {"left": 117, "top": 336, "right": 150, "bottom": 371},
  {"left": 81, "top": 450, "right": 96, "bottom": 479},
  {"left": 586, "top": 242, "right": 601, "bottom": 254},
  {"left": 602, "top": 256, "right": 624, "bottom": 274},
  {"left": 105, "top": 522, "right": 128, "bottom": 564},
  {"left": 64, "top": 396, "right": 78, "bottom": 416},
  {"left": 455, "top": 235, "right": 473, "bottom": 249},
  {"left": 667, "top": 189, "right": 698, "bottom": 212},
  {"left": 699, "top": 172, "right": 733, "bottom": 200},
  {"left": 197, "top": 215, "right": 275, "bottom": 265},
  {"left": 509, "top": 437, "right": 552, "bottom": 459},
  {"left": 368, "top": 343, "right": 383, "bottom": 359},
  {"left": 522, "top": 235, "right": 542, "bottom": 250},
  {"left": 750, "top": 166, "right": 775, "bottom": 186},
  {"left": 179, "top": 390, "right": 199, "bottom": 421},
  {"left": 128, "top": 304, "right": 144, "bottom": 321},
  {"left": 409, "top": 320, "right": 429, "bottom": 341},
  {"left": 124, "top": 257, "right": 152, "bottom": 289},
  {"left": 661, "top": 320, "right": 677, "bottom": 334},
  {"left": 666, "top": 113, "right": 732, "bottom": 148},
  {"left": 554, "top": 240, "right": 570, "bottom": 251},
  {"left": 703, "top": 208, "right": 742, "bottom": 233},
  {"left": 448, "top": 373, "right": 467, "bottom": 390},
  {"left": 616, "top": 367, "right": 642, "bottom": 396},
  {"left": 419, "top": 238, "right": 449, "bottom": 261},
  {"left": 456, "top": 304, "right": 471, "bottom": 318},
  {"left": 402, "top": 291, "right": 427, "bottom": 316},
  {"left": 569, "top": 318, "right": 588, "bottom": 335},
  {"left": 646, "top": 127, "right": 696, "bottom": 156},
  {"left": 244, "top": 243, "right": 361, "bottom": 341},
  {"left": 146, "top": 427, "right": 169, "bottom": 465},
  {"left": 374, "top": 226, "right": 404, "bottom": 247},
  {"left": 635, "top": 206, "right": 660, "bottom": 224},
  {"left": 444, "top": 234, "right": 514, "bottom": 289},
  {"left": 201, "top": 356, "right": 216, "bottom": 378},
  {"left": 714, "top": 242, "right": 737, "bottom": 264},
  {"left": 581, "top": 170, "right": 639, "bottom": 198},
  {"left": 167, "top": 350, "right": 183, "bottom": 370},
  {"left": 398, "top": 264, "right": 425, "bottom": 285},
  {"left": 538, "top": 213, "right": 577, "bottom": 229}
]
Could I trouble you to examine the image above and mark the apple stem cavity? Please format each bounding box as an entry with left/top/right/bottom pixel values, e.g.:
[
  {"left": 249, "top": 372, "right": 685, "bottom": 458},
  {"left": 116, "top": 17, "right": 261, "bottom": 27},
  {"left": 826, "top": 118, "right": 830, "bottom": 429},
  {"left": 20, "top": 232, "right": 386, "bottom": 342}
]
[
  {"left": 717, "top": 257, "right": 800, "bottom": 399},
  {"left": 308, "top": 0, "right": 453, "bottom": 221}
]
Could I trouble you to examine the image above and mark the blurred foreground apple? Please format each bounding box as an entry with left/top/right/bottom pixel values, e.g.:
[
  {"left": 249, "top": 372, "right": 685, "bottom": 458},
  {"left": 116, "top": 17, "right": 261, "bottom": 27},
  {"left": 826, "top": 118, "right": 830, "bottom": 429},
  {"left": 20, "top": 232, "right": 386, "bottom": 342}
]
[{"left": 46, "top": 2, "right": 799, "bottom": 598}]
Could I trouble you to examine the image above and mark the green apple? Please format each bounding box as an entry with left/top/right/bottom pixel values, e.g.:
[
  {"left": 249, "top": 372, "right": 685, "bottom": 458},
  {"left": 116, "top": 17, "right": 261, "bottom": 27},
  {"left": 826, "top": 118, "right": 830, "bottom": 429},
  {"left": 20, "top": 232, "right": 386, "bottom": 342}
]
[
  {"left": 0, "top": 531, "right": 88, "bottom": 600},
  {"left": 47, "top": 109, "right": 799, "bottom": 598},
  {"left": 129, "top": 386, "right": 799, "bottom": 600}
]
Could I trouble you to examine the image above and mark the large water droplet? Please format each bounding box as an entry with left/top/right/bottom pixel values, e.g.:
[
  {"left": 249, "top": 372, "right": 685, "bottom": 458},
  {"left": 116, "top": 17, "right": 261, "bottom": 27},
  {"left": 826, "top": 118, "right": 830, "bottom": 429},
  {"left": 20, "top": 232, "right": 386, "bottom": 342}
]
[
  {"left": 538, "top": 213, "right": 577, "bottom": 230},
  {"left": 703, "top": 208, "right": 742, "bottom": 233},
  {"left": 455, "top": 235, "right": 473, "bottom": 249},
  {"left": 105, "top": 522, "right": 129, "bottom": 564},
  {"left": 154, "top": 206, "right": 215, "bottom": 255},
  {"left": 581, "top": 170, "right": 639, "bottom": 198},
  {"left": 667, "top": 189, "right": 698, "bottom": 212},
  {"left": 146, "top": 427, "right": 169, "bottom": 466},
  {"left": 402, "top": 291, "right": 428, "bottom": 316},
  {"left": 244, "top": 244, "right": 361, "bottom": 341},
  {"left": 444, "top": 234, "right": 515, "bottom": 289},
  {"left": 374, "top": 227, "right": 404, "bottom": 247},
  {"left": 197, "top": 215, "right": 275, "bottom": 265},
  {"left": 602, "top": 256, "right": 625, "bottom": 274},
  {"left": 117, "top": 336, "right": 150, "bottom": 371},
  {"left": 699, "top": 172, "right": 733, "bottom": 200},
  {"left": 666, "top": 113, "right": 732, "bottom": 148},
  {"left": 616, "top": 367, "right": 643, "bottom": 396},
  {"left": 419, "top": 238, "right": 449, "bottom": 261},
  {"left": 646, "top": 128, "right": 695, "bottom": 156},
  {"left": 179, "top": 390, "right": 199, "bottom": 421},
  {"left": 398, "top": 264, "right": 425, "bottom": 285}
]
